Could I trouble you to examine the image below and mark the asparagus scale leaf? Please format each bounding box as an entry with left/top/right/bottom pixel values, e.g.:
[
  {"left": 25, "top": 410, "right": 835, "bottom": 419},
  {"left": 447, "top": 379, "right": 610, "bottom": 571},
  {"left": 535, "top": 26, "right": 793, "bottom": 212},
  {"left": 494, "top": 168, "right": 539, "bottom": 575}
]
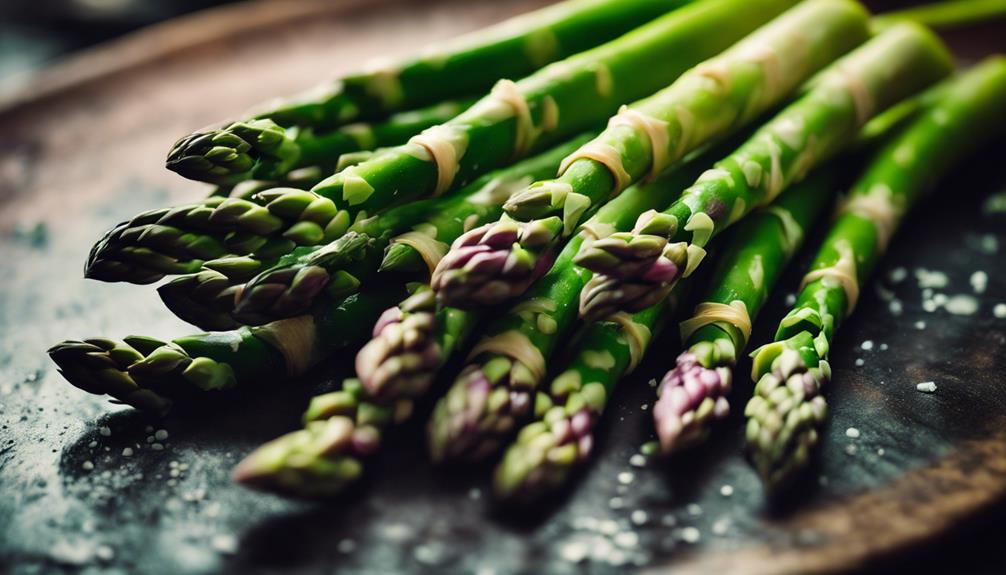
[
  {"left": 746, "top": 57, "right": 1006, "bottom": 489},
  {"left": 577, "top": 22, "right": 953, "bottom": 319},
  {"left": 433, "top": 0, "right": 870, "bottom": 308}
]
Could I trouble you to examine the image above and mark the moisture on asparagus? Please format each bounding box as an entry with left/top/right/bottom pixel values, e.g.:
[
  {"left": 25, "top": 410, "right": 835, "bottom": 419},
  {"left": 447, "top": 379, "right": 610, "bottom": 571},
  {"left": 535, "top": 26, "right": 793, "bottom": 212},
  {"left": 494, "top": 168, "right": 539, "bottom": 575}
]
[
  {"left": 427, "top": 138, "right": 716, "bottom": 463},
  {"left": 434, "top": 0, "right": 869, "bottom": 308},
  {"left": 229, "top": 136, "right": 592, "bottom": 325},
  {"left": 48, "top": 288, "right": 405, "bottom": 414},
  {"left": 652, "top": 165, "right": 837, "bottom": 455},
  {"left": 746, "top": 57, "right": 1006, "bottom": 489},
  {"left": 576, "top": 23, "right": 952, "bottom": 320}
]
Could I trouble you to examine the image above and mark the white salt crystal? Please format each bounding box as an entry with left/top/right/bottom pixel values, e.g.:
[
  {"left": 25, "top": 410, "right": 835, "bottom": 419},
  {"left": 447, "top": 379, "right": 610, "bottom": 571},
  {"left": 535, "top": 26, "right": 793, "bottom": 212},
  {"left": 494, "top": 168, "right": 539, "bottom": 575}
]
[
  {"left": 916, "top": 381, "right": 937, "bottom": 393},
  {"left": 845, "top": 427, "right": 860, "bottom": 439},
  {"left": 860, "top": 340, "right": 874, "bottom": 351},
  {"left": 995, "top": 304, "right": 1006, "bottom": 319},
  {"left": 970, "top": 271, "right": 988, "bottom": 294}
]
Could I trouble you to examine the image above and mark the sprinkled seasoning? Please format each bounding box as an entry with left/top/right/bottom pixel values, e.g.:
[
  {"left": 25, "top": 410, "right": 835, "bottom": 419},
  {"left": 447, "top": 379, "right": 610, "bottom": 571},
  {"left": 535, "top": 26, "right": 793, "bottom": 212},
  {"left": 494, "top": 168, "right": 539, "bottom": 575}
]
[
  {"left": 888, "top": 267, "right": 907, "bottom": 283},
  {"left": 914, "top": 268, "right": 948, "bottom": 289},
  {"left": 686, "top": 503, "right": 702, "bottom": 516},
  {"left": 855, "top": 358, "right": 865, "bottom": 367},
  {"left": 99, "top": 426, "right": 111, "bottom": 437},
  {"left": 617, "top": 471, "right": 634, "bottom": 485},
  {"left": 845, "top": 427, "right": 861, "bottom": 438},
  {"left": 720, "top": 484, "right": 734, "bottom": 497},
  {"left": 629, "top": 454, "right": 646, "bottom": 468},
  {"left": 916, "top": 381, "right": 937, "bottom": 393},
  {"left": 914, "top": 320, "right": 926, "bottom": 329},
  {"left": 860, "top": 340, "right": 874, "bottom": 351},
  {"left": 631, "top": 510, "right": 648, "bottom": 525},
  {"left": 944, "top": 295, "right": 979, "bottom": 316},
  {"left": 970, "top": 271, "right": 988, "bottom": 294},
  {"left": 994, "top": 304, "right": 1006, "bottom": 319},
  {"left": 678, "top": 527, "right": 701, "bottom": 543}
]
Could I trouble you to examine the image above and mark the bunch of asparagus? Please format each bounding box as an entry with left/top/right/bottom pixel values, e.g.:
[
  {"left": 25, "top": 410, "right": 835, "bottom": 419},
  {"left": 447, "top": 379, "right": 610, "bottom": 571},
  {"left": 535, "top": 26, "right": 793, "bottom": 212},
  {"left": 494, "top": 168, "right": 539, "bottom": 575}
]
[{"left": 49, "top": 0, "right": 1006, "bottom": 505}]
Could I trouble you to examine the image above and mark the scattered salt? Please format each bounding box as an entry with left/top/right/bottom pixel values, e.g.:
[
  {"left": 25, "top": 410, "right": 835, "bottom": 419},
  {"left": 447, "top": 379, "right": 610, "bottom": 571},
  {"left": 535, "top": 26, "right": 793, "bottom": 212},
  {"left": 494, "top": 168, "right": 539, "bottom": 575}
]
[
  {"left": 860, "top": 340, "right": 874, "bottom": 351},
  {"left": 915, "top": 268, "right": 948, "bottom": 289},
  {"left": 845, "top": 444, "right": 857, "bottom": 455},
  {"left": 640, "top": 403, "right": 649, "bottom": 411},
  {"left": 889, "top": 300, "right": 903, "bottom": 315},
  {"left": 888, "top": 267, "right": 907, "bottom": 283},
  {"left": 944, "top": 295, "right": 979, "bottom": 316},
  {"left": 88, "top": 441, "right": 97, "bottom": 448},
  {"left": 686, "top": 503, "right": 702, "bottom": 516},
  {"left": 629, "top": 454, "right": 646, "bottom": 468},
  {"left": 720, "top": 484, "right": 734, "bottom": 497},
  {"left": 599, "top": 520, "right": 619, "bottom": 536},
  {"left": 560, "top": 540, "right": 589, "bottom": 563},
  {"left": 712, "top": 518, "right": 731, "bottom": 536},
  {"left": 845, "top": 427, "right": 861, "bottom": 439},
  {"left": 151, "top": 443, "right": 164, "bottom": 451},
  {"left": 211, "top": 534, "right": 238, "bottom": 555},
  {"left": 970, "top": 271, "right": 988, "bottom": 294},
  {"left": 614, "top": 531, "right": 639, "bottom": 548},
  {"left": 855, "top": 358, "right": 865, "bottom": 367},
  {"left": 916, "top": 381, "right": 937, "bottom": 393},
  {"left": 122, "top": 448, "right": 133, "bottom": 457},
  {"left": 785, "top": 293, "right": 797, "bottom": 305},
  {"left": 631, "top": 510, "right": 648, "bottom": 525},
  {"left": 609, "top": 497, "right": 625, "bottom": 510},
  {"left": 914, "top": 320, "right": 926, "bottom": 330},
  {"left": 95, "top": 545, "right": 115, "bottom": 561},
  {"left": 617, "top": 472, "right": 634, "bottom": 485},
  {"left": 877, "top": 448, "right": 885, "bottom": 456},
  {"left": 82, "top": 461, "right": 94, "bottom": 471},
  {"left": 678, "top": 527, "right": 701, "bottom": 543},
  {"left": 154, "top": 429, "right": 169, "bottom": 441},
  {"left": 99, "top": 426, "right": 111, "bottom": 437},
  {"left": 995, "top": 304, "right": 1006, "bottom": 319},
  {"left": 879, "top": 343, "right": 888, "bottom": 351}
]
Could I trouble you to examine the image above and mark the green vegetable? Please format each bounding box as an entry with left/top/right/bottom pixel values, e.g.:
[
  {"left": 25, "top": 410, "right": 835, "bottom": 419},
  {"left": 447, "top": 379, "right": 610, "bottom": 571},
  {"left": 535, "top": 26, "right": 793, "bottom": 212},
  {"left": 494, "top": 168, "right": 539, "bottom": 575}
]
[{"left": 745, "top": 56, "right": 1006, "bottom": 489}]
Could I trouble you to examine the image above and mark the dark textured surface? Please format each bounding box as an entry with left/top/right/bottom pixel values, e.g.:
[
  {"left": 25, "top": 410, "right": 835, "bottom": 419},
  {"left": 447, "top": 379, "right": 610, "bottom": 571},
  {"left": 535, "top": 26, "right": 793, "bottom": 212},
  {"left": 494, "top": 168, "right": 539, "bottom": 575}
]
[{"left": 1, "top": 1, "right": 1006, "bottom": 573}]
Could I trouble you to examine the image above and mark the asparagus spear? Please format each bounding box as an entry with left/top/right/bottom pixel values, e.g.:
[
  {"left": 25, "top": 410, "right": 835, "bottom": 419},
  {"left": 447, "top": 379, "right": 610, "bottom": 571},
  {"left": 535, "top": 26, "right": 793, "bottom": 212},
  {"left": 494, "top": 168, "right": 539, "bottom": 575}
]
[
  {"left": 576, "top": 23, "right": 953, "bottom": 320},
  {"left": 652, "top": 166, "right": 839, "bottom": 454},
  {"left": 494, "top": 291, "right": 681, "bottom": 500},
  {"left": 229, "top": 136, "right": 593, "bottom": 325},
  {"left": 426, "top": 140, "right": 718, "bottom": 463},
  {"left": 193, "top": 0, "right": 693, "bottom": 133},
  {"left": 168, "top": 99, "right": 473, "bottom": 186},
  {"left": 234, "top": 287, "right": 478, "bottom": 496},
  {"left": 84, "top": 165, "right": 337, "bottom": 285},
  {"left": 96, "top": 0, "right": 797, "bottom": 289},
  {"left": 746, "top": 57, "right": 1006, "bottom": 489},
  {"left": 48, "top": 287, "right": 404, "bottom": 415},
  {"left": 432, "top": 0, "right": 871, "bottom": 308}
]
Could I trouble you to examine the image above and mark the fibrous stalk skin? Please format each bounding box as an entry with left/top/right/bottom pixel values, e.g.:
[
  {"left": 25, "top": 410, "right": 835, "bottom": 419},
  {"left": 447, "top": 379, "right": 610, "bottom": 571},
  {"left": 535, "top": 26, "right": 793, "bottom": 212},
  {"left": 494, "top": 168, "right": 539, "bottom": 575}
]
[
  {"left": 465, "top": 0, "right": 870, "bottom": 309},
  {"left": 230, "top": 136, "right": 592, "bottom": 324},
  {"left": 576, "top": 22, "right": 953, "bottom": 319},
  {"left": 744, "top": 57, "right": 1006, "bottom": 489},
  {"left": 49, "top": 288, "right": 405, "bottom": 413}
]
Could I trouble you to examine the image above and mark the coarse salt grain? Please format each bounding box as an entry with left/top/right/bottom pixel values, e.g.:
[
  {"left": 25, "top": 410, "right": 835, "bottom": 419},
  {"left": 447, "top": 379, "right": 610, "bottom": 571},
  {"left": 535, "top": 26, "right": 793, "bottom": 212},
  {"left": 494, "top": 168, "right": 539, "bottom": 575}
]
[
  {"left": 631, "top": 510, "right": 648, "bottom": 525},
  {"left": 154, "top": 429, "right": 169, "bottom": 441},
  {"left": 995, "top": 304, "right": 1006, "bottom": 319},
  {"left": 916, "top": 381, "right": 937, "bottom": 393},
  {"left": 99, "top": 426, "right": 111, "bottom": 437},
  {"left": 970, "top": 271, "right": 988, "bottom": 294},
  {"left": 614, "top": 531, "right": 639, "bottom": 548},
  {"left": 82, "top": 461, "right": 94, "bottom": 471},
  {"left": 687, "top": 503, "right": 702, "bottom": 516},
  {"left": 915, "top": 320, "right": 926, "bottom": 330},
  {"left": 679, "top": 527, "right": 700, "bottom": 543},
  {"left": 860, "top": 340, "right": 874, "bottom": 351},
  {"left": 122, "top": 448, "right": 133, "bottom": 457},
  {"left": 720, "top": 484, "right": 734, "bottom": 497},
  {"left": 855, "top": 358, "right": 865, "bottom": 367},
  {"left": 845, "top": 427, "right": 860, "bottom": 439},
  {"left": 617, "top": 471, "right": 634, "bottom": 485},
  {"left": 629, "top": 454, "right": 646, "bottom": 468}
]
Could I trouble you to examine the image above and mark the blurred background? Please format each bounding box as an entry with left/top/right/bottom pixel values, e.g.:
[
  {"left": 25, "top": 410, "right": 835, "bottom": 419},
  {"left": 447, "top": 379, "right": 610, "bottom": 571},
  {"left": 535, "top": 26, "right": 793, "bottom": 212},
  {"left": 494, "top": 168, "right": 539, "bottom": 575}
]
[{"left": 0, "top": 0, "right": 944, "bottom": 93}]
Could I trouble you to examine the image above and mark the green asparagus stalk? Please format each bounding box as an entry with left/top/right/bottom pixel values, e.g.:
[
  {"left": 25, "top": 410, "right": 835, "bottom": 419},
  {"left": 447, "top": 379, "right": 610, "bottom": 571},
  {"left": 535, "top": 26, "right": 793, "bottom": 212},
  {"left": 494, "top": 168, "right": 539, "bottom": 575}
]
[
  {"left": 426, "top": 139, "right": 718, "bottom": 463},
  {"left": 48, "top": 287, "right": 405, "bottom": 415},
  {"left": 207, "top": 0, "right": 693, "bottom": 131},
  {"left": 167, "top": 99, "right": 473, "bottom": 186},
  {"left": 652, "top": 165, "right": 839, "bottom": 455},
  {"left": 233, "top": 286, "right": 479, "bottom": 496},
  {"left": 746, "top": 57, "right": 1006, "bottom": 489},
  {"left": 432, "top": 0, "right": 871, "bottom": 308},
  {"left": 99, "top": 0, "right": 796, "bottom": 288},
  {"left": 494, "top": 290, "right": 682, "bottom": 500},
  {"left": 229, "top": 136, "right": 593, "bottom": 325},
  {"left": 576, "top": 23, "right": 952, "bottom": 320},
  {"left": 84, "top": 165, "right": 337, "bottom": 285}
]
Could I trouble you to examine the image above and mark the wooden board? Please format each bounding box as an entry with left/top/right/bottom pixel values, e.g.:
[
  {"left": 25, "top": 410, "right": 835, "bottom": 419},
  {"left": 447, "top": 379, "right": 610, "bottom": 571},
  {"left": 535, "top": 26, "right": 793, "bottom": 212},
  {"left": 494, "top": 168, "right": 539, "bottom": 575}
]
[{"left": 1, "top": 1, "right": 1005, "bottom": 573}]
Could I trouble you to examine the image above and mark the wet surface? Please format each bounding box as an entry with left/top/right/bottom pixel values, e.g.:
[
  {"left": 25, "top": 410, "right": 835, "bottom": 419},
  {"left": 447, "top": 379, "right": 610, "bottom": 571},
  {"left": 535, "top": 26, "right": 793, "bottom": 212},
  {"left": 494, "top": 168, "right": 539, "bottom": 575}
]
[{"left": 2, "top": 1, "right": 1006, "bottom": 573}]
